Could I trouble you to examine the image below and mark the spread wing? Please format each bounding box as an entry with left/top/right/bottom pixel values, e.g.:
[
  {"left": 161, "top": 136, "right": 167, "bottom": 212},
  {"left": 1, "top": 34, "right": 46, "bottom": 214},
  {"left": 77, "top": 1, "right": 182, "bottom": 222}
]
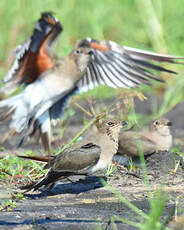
[
  {"left": 76, "top": 38, "right": 184, "bottom": 92},
  {"left": 0, "top": 12, "right": 63, "bottom": 96},
  {"left": 49, "top": 38, "right": 184, "bottom": 122}
]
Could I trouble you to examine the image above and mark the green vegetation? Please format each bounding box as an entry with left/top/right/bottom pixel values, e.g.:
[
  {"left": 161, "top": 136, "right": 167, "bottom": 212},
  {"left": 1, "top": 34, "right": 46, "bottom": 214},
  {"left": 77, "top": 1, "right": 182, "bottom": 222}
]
[
  {"left": 100, "top": 179, "right": 169, "bottom": 230},
  {"left": 0, "top": 0, "right": 184, "bottom": 229}
]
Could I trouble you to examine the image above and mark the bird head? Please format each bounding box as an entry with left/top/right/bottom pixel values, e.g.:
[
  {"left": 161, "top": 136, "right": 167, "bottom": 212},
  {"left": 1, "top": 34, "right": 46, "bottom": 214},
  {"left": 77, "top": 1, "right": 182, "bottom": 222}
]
[
  {"left": 150, "top": 117, "right": 172, "bottom": 136},
  {"left": 70, "top": 47, "right": 93, "bottom": 72},
  {"left": 99, "top": 119, "right": 127, "bottom": 142}
]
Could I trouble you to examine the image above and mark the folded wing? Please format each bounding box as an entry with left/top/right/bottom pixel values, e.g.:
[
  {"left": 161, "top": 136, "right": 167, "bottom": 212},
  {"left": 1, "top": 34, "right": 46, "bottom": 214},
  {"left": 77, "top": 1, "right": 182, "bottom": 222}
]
[{"left": 20, "top": 142, "right": 101, "bottom": 191}]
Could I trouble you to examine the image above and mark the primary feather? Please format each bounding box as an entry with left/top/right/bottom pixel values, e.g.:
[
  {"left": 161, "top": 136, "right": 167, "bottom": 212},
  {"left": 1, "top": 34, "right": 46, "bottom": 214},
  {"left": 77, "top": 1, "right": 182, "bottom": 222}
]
[{"left": 0, "top": 12, "right": 183, "bottom": 151}]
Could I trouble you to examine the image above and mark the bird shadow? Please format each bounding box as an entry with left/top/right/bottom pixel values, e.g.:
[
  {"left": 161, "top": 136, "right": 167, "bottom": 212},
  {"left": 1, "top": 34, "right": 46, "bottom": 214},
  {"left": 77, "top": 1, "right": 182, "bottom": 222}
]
[
  {"left": 0, "top": 217, "right": 123, "bottom": 228},
  {"left": 25, "top": 176, "right": 107, "bottom": 199}
]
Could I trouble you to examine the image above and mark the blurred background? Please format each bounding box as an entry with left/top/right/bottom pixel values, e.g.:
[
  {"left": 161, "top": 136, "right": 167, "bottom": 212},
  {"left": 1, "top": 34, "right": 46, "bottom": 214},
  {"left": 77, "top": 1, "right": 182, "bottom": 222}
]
[
  {"left": 0, "top": 0, "right": 184, "bottom": 122},
  {"left": 0, "top": 0, "right": 184, "bottom": 66},
  {"left": 0, "top": 1, "right": 183, "bottom": 223}
]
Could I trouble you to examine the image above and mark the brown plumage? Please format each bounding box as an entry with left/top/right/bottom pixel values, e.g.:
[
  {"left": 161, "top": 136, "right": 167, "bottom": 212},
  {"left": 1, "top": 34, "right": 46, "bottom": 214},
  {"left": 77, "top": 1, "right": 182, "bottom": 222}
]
[
  {"left": 0, "top": 12, "right": 183, "bottom": 153},
  {"left": 0, "top": 13, "right": 62, "bottom": 96},
  {"left": 117, "top": 117, "right": 173, "bottom": 157},
  {"left": 19, "top": 119, "right": 127, "bottom": 192}
]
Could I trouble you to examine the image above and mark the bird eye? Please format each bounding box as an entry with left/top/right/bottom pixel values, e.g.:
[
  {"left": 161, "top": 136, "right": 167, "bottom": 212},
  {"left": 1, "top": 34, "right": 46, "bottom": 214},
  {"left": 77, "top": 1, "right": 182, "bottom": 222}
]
[
  {"left": 155, "top": 121, "right": 160, "bottom": 125},
  {"left": 107, "top": 121, "right": 114, "bottom": 126},
  {"left": 76, "top": 49, "right": 82, "bottom": 54}
]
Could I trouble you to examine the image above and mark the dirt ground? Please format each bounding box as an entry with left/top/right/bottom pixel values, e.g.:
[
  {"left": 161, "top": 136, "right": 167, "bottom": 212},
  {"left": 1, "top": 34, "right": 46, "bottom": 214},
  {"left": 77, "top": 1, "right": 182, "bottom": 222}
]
[{"left": 0, "top": 95, "right": 184, "bottom": 230}]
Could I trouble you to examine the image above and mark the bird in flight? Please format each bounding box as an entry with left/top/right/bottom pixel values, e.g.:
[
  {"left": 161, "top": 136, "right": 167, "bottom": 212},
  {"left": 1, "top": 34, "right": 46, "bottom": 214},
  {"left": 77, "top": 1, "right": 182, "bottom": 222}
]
[{"left": 0, "top": 12, "right": 183, "bottom": 152}]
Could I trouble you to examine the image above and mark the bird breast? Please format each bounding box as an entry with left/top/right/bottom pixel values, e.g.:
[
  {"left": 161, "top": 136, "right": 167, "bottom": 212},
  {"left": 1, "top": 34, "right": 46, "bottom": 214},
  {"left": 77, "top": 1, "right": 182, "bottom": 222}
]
[
  {"left": 89, "top": 136, "right": 118, "bottom": 173},
  {"left": 149, "top": 130, "right": 173, "bottom": 151}
]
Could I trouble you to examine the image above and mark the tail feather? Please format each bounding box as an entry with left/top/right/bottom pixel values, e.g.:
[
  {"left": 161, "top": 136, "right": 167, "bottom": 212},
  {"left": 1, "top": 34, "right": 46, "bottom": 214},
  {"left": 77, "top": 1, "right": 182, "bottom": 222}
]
[
  {"left": 0, "top": 93, "right": 31, "bottom": 134},
  {"left": 0, "top": 94, "right": 21, "bottom": 108},
  {"left": 17, "top": 154, "right": 54, "bottom": 162},
  {"left": 18, "top": 110, "right": 52, "bottom": 152},
  {"left": 20, "top": 169, "right": 63, "bottom": 192},
  {"left": 0, "top": 94, "right": 26, "bottom": 131},
  {"left": 0, "top": 82, "right": 20, "bottom": 98},
  {"left": 20, "top": 181, "right": 38, "bottom": 192}
]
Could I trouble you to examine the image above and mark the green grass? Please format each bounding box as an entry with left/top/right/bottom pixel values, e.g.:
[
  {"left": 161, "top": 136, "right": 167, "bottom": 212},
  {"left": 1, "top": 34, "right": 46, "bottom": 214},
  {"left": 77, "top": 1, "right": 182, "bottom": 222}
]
[
  {"left": 0, "top": 153, "right": 46, "bottom": 210},
  {"left": 0, "top": 0, "right": 184, "bottom": 228},
  {"left": 100, "top": 179, "right": 169, "bottom": 230},
  {"left": 1, "top": 0, "right": 184, "bottom": 69}
]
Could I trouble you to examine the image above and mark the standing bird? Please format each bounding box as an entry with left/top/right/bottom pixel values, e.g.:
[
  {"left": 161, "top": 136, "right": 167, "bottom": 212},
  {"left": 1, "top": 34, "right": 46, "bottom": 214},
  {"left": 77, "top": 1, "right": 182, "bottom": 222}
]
[
  {"left": 117, "top": 117, "right": 173, "bottom": 157},
  {"left": 0, "top": 12, "right": 183, "bottom": 152},
  {"left": 19, "top": 119, "right": 127, "bottom": 192}
]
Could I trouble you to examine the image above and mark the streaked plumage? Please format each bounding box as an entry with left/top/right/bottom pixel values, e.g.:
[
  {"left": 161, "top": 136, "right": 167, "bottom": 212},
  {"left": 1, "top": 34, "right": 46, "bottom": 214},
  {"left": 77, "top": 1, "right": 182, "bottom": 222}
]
[
  {"left": 19, "top": 119, "right": 127, "bottom": 192},
  {"left": 0, "top": 12, "right": 183, "bottom": 151}
]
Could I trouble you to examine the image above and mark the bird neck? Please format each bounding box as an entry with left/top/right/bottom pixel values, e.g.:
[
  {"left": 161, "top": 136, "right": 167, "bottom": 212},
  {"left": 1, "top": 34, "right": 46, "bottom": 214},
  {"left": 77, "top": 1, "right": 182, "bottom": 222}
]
[
  {"left": 98, "top": 126, "right": 120, "bottom": 144},
  {"left": 106, "top": 129, "right": 118, "bottom": 143},
  {"left": 150, "top": 127, "right": 171, "bottom": 136},
  {"left": 106, "top": 128, "right": 120, "bottom": 155},
  {"left": 56, "top": 56, "right": 84, "bottom": 83},
  {"left": 68, "top": 51, "right": 90, "bottom": 73}
]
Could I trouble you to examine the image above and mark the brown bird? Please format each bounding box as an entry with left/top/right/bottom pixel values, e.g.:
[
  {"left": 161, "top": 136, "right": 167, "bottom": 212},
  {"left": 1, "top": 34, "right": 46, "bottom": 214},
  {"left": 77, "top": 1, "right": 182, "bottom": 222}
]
[
  {"left": 19, "top": 119, "right": 127, "bottom": 192},
  {"left": 0, "top": 12, "right": 183, "bottom": 152},
  {"left": 117, "top": 117, "right": 173, "bottom": 157}
]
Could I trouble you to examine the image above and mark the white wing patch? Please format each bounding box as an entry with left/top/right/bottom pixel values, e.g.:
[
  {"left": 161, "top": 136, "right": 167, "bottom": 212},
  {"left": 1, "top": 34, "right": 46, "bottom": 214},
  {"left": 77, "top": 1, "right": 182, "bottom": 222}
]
[{"left": 3, "top": 39, "right": 31, "bottom": 83}]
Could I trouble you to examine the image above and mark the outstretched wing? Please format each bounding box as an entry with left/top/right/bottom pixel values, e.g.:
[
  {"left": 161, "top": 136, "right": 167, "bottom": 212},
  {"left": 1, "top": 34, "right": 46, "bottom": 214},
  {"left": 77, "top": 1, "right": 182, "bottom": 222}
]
[
  {"left": 1, "top": 12, "right": 63, "bottom": 96},
  {"left": 76, "top": 38, "right": 184, "bottom": 91}
]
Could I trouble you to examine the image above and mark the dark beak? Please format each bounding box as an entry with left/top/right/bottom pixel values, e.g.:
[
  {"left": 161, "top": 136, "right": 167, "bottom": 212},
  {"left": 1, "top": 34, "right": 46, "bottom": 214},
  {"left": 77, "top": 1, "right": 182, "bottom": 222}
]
[
  {"left": 121, "top": 121, "right": 128, "bottom": 127},
  {"left": 167, "top": 121, "right": 172, "bottom": 126}
]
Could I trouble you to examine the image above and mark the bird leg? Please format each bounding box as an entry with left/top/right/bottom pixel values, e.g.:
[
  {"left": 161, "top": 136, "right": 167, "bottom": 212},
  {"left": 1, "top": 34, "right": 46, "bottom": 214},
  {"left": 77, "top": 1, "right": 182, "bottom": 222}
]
[{"left": 40, "top": 132, "right": 52, "bottom": 165}]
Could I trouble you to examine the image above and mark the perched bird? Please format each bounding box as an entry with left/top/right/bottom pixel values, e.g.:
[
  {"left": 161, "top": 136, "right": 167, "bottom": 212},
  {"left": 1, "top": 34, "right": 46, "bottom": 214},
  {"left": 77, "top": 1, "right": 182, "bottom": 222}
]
[
  {"left": 117, "top": 117, "right": 173, "bottom": 157},
  {"left": 19, "top": 119, "right": 127, "bottom": 192},
  {"left": 0, "top": 12, "right": 183, "bottom": 152}
]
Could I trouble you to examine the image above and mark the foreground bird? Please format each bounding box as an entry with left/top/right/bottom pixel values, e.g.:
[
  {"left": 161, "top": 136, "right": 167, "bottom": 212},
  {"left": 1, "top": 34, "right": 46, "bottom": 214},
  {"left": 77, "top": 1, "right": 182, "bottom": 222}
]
[
  {"left": 0, "top": 12, "right": 183, "bottom": 152},
  {"left": 117, "top": 117, "right": 173, "bottom": 157},
  {"left": 19, "top": 119, "right": 127, "bottom": 192}
]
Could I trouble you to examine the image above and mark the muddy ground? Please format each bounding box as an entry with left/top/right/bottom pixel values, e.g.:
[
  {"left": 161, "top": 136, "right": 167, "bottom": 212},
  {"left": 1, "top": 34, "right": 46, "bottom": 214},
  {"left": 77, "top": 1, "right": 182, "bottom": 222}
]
[{"left": 0, "top": 95, "right": 184, "bottom": 230}]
